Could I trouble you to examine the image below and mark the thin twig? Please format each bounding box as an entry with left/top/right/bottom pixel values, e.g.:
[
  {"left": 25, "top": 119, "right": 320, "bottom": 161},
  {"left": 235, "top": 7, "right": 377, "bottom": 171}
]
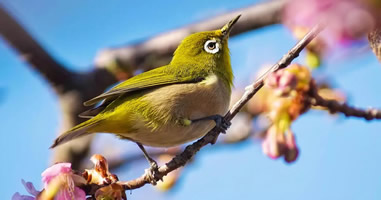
[
  {"left": 309, "top": 85, "right": 381, "bottom": 120},
  {"left": 84, "top": 24, "right": 324, "bottom": 193}
]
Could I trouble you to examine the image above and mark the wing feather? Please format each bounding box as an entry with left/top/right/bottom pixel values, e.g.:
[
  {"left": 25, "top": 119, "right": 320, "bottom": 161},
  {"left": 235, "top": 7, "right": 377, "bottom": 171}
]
[{"left": 84, "top": 66, "right": 204, "bottom": 106}]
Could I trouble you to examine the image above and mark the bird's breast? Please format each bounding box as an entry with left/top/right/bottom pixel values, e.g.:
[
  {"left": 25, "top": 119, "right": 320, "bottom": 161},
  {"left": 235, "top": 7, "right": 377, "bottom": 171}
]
[
  {"left": 125, "top": 73, "right": 231, "bottom": 147},
  {"left": 150, "top": 73, "right": 231, "bottom": 121}
]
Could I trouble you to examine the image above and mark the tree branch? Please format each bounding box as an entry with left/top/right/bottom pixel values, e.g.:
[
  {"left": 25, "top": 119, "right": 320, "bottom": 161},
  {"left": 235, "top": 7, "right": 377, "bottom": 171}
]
[
  {"left": 84, "top": 24, "right": 324, "bottom": 193},
  {"left": 0, "top": 4, "right": 74, "bottom": 92},
  {"left": 309, "top": 84, "right": 381, "bottom": 120},
  {"left": 0, "top": 4, "right": 117, "bottom": 168}
]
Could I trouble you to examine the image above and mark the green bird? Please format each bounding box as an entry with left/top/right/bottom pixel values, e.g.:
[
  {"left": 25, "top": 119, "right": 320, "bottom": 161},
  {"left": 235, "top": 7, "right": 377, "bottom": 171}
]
[{"left": 51, "top": 15, "right": 240, "bottom": 180}]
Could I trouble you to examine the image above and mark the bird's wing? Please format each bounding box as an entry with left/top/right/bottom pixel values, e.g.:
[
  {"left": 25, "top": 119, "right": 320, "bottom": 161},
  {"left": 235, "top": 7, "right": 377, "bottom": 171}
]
[{"left": 83, "top": 66, "right": 204, "bottom": 106}]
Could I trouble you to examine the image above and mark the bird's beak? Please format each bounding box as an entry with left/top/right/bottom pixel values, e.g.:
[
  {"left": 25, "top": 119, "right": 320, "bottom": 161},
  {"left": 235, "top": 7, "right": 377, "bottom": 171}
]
[{"left": 221, "top": 14, "right": 241, "bottom": 39}]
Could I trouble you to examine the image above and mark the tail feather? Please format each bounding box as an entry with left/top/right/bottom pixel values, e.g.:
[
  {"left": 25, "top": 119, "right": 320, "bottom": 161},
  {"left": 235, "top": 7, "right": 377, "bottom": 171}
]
[{"left": 50, "top": 119, "right": 102, "bottom": 148}]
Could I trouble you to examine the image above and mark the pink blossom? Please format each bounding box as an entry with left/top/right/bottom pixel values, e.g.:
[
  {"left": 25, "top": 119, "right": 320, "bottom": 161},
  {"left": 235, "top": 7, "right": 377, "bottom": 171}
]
[
  {"left": 284, "top": 0, "right": 381, "bottom": 47},
  {"left": 262, "top": 127, "right": 299, "bottom": 163},
  {"left": 262, "top": 129, "right": 284, "bottom": 159},
  {"left": 41, "top": 162, "right": 72, "bottom": 187},
  {"left": 265, "top": 64, "right": 310, "bottom": 96},
  {"left": 266, "top": 70, "right": 297, "bottom": 96},
  {"left": 41, "top": 162, "right": 86, "bottom": 200},
  {"left": 12, "top": 180, "right": 39, "bottom": 200},
  {"left": 54, "top": 187, "right": 86, "bottom": 200},
  {"left": 13, "top": 163, "right": 86, "bottom": 200},
  {"left": 11, "top": 193, "right": 35, "bottom": 200}
]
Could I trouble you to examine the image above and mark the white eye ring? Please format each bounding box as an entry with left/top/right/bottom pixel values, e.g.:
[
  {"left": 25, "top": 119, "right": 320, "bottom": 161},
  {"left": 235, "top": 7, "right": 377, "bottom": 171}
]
[{"left": 204, "top": 39, "right": 219, "bottom": 54}]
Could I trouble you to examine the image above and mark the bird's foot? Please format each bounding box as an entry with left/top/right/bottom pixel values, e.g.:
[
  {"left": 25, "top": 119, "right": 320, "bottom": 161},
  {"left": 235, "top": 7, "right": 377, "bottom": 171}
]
[
  {"left": 212, "top": 115, "right": 231, "bottom": 134},
  {"left": 137, "top": 143, "right": 162, "bottom": 185},
  {"left": 144, "top": 161, "right": 161, "bottom": 185},
  {"left": 192, "top": 114, "right": 231, "bottom": 134}
]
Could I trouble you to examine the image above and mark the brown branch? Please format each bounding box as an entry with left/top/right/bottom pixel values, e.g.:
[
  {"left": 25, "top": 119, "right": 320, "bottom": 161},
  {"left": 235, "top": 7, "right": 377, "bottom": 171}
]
[
  {"left": 84, "top": 24, "right": 324, "bottom": 194},
  {"left": 0, "top": 4, "right": 119, "bottom": 168},
  {"left": 0, "top": 4, "right": 74, "bottom": 92},
  {"left": 309, "top": 84, "right": 381, "bottom": 120},
  {"left": 0, "top": 4, "right": 106, "bottom": 169},
  {"left": 94, "top": 0, "right": 286, "bottom": 72}
]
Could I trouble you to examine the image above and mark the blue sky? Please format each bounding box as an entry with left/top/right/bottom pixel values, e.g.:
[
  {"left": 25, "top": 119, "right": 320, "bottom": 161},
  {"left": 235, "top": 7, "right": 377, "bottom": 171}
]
[{"left": 1, "top": 0, "right": 381, "bottom": 199}]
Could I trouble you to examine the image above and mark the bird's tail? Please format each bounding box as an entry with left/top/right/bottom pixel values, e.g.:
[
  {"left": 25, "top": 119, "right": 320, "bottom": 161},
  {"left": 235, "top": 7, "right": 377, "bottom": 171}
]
[{"left": 50, "top": 119, "right": 102, "bottom": 148}]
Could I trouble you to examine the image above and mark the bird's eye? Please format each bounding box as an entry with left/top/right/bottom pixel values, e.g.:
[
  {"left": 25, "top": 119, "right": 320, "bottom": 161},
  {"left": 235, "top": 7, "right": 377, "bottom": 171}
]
[
  {"left": 207, "top": 42, "right": 216, "bottom": 50},
  {"left": 204, "top": 39, "right": 219, "bottom": 54}
]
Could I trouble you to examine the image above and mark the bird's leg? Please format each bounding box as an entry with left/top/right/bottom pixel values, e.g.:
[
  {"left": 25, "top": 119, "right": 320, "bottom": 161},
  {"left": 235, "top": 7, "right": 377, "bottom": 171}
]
[
  {"left": 136, "top": 143, "right": 160, "bottom": 185},
  {"left": 191, "top": 114, "right": 231, "bottom": 134}
]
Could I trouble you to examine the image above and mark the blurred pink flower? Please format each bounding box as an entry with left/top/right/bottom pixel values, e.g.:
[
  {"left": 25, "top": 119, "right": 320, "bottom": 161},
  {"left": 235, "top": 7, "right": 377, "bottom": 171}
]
[
  {"left": 261, "top": 64, "right": 311, "bottom": 163},
  {"left": 265, "top": 64, "right": 311, "bottom": 97},
  {"left": 284, "top": 0, "right": 381, "bottom": 46},
  {"left": 266, "top": 69, "right": 298, "bottom": 96},
  {"left": 13, "top": 163, "right": 86, "bottom": 200},
  {"left": 262, "top": 126, "right": 286, "bottom": 159},
  {"left": 12, "top": 180, "right": 39, "bottom": 200},
  {"left": 41, "top": 162, "right": 86, "bottom": 200},
  {"left": 12, "top": 193, "right": 35, "bottom": 200},
  {"left": 41, "top": 162, "right": 72, "bottom": 186},
  {"left": 262, "top": 127, "right": 299, "bottom": 163}
]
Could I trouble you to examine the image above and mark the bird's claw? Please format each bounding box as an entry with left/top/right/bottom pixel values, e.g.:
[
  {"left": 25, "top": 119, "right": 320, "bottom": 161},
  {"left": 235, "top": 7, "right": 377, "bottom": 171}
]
[
  {"left": 213, "top": 115, "right": 231, "bottom": 134},
  {"left": 144, "top": 161, "right": 161, "bottom": 185}
]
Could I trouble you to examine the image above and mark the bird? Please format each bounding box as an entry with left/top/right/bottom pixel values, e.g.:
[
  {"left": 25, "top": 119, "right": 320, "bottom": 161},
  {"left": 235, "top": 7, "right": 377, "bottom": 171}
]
[{"left": 51, "top": 15, "right": 240, "bottom": 182}]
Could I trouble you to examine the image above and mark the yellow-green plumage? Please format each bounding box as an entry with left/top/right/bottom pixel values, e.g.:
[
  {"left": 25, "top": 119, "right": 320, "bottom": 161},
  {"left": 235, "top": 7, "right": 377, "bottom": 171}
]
[{"left": 51, "top": 15, "right": 239, "bottom": 148}]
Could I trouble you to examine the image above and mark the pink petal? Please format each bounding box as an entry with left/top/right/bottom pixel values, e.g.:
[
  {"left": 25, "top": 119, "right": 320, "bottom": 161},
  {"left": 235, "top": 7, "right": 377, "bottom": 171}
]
[
  {"left": 41, "top": 163, "right": 72, "bottom": 185},
  {"left": 12, "top": 192, "right": 35, "bottom": 200},
  {"left": 21, "top": 179, "right": 39, "bottom": 196},
  {"left": 285, "top": 130, "right": 297, "bottom": 149},
  {"left": 74, "top": 187, "right": 86, "bottom": 200},
  {"left": 55, "top": 190, "right": 71, "bottom": 200},
  {"left": 55, "top": 187, "right": 86, "bottom": 200},
  {"left": 262, "top": 127, "right": 284, "bottom": 159},
  {"left": 283, "top": 0, "right": 381, "bottom": 47}
]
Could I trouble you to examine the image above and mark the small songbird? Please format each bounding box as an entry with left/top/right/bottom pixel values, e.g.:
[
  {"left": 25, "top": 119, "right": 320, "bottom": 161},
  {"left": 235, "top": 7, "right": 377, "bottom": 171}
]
[{"left": 51, "top": 15, "right": 240, "bottom": 180}]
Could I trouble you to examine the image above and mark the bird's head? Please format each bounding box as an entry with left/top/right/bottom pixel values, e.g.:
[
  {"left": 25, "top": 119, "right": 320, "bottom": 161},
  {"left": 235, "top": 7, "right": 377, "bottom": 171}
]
[{"left": 171, "top": 15, "right": 241, "bottom": 76}]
